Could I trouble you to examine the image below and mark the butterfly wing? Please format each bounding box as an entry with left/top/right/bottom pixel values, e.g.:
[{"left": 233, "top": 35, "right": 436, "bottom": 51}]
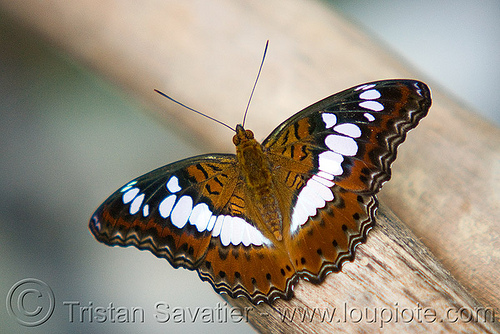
[
  {"left": 90, "top": 154, "right": 243, "bottom": 269},
  {"left": 90, "top": 153, "right": 296, "bottom": 304},
  {"left": 263, "top": 80, "right": 431, "bottom": 282}
]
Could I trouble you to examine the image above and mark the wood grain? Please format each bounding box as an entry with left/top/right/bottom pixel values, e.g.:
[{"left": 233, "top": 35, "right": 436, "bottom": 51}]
[{"left": 1, "top": 0, "right": 498, "bottom": 332}]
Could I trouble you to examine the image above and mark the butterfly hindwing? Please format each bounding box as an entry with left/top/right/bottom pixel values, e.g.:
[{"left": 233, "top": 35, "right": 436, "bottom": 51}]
[
  {"left": 196, "top": 238, "right": 296, "bottom": 304},
  {"left": 287, "top": 190, "right": 376, "bottom": 282},
  {"left": 190, "top": 158, "right": 298, "bottom": 304}
]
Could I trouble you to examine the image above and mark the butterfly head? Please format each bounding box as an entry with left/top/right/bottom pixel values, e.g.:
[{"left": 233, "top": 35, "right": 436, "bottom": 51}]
[{"left": 232, "top": 124, "right": 255, "bottom": 146}]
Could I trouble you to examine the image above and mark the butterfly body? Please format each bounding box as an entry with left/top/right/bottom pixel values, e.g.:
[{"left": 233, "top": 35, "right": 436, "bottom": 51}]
[
  {"left": 234, "top": 125, "right": 284, "bottom": 241},
  {"left": 90, "top": 80, "right": 431, "bottom": 304}
]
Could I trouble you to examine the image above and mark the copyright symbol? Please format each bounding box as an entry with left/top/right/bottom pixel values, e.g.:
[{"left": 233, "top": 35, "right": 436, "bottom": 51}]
[{"left": 6, "top": 278, "right": 55, "bottom": 327}]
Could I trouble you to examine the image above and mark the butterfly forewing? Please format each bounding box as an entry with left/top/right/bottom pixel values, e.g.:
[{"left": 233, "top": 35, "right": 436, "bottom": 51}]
[
  {"left": 90, "top": 154, "right": 241, "bottom": 269},
  {"left": 90, "top": 79, "right": 431, "bottom": 305},
  {"left": 264, "top": 80, "right": 430, "bottom": 193}
]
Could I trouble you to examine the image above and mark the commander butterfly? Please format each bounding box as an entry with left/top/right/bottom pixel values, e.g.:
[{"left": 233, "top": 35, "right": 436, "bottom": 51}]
[{"left": 90, "top": 77, "right": 431, "bottom": 305}]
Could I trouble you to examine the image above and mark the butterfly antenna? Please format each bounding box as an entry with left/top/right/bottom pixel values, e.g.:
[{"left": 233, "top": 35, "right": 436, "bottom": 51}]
[
  {"left": 154, "top": 89, "right": 236, "bottom": 132},
  {"left": 242, "top": 40, "right": 269, "bottom": 127}
]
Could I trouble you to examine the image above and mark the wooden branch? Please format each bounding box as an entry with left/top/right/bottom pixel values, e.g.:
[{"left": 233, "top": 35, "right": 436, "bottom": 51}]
[
  {"left": 227, "top": 205, "right": 499, "bottom": 333},
  {"left": 2, "top": 0, "right": 498, "bottom": 332}
]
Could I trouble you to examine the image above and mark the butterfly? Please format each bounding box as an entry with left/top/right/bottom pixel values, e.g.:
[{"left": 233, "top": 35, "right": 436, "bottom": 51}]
[{"left": 89, "top": 79, "right": 431, "bottom": 304}]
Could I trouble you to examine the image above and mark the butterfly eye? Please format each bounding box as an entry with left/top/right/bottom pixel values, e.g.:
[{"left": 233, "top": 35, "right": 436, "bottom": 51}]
[
  {"left": 245, "top": 130, "right": 254, "bottom": 139},
  {"left": 232, "top": 134, "right": 240, "bottom": 145}
]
